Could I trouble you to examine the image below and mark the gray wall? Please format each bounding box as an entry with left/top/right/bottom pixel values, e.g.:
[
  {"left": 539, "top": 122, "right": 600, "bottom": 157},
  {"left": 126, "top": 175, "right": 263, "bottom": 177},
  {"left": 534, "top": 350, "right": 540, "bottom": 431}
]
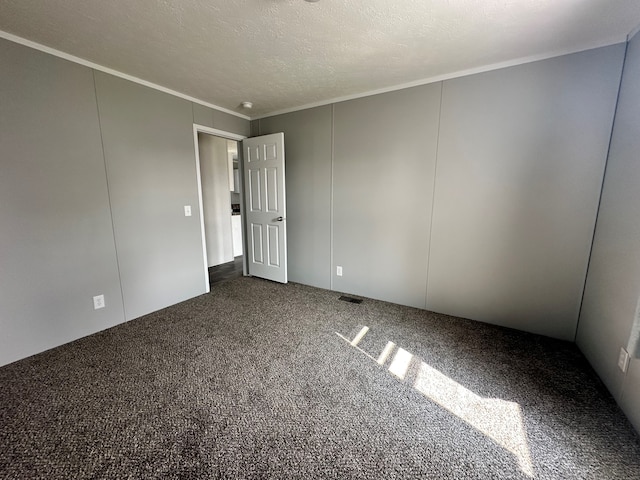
[
  {"left": 332, "top": 85, "right": 441, "bottom": 308},
  {"left": 428, "top": 46, "right": 624, "bottom": 340},
  {"left": 577, "top": 32, "right": 640, "bottom": 431},
  {"left": 94, "top": 72, "right": 207, "bottom": 320},
  {"left": 256, "top": 44, "right": 625, "bottom": 340},
  {"left": 193, "top": 103, "right": 250, "bottom": 137},
  {"left": 0, "top": 38, "right": 249, "bottom": 366},
  {"left": 0, "top": 40, "right": 125, "bottom": 366}
]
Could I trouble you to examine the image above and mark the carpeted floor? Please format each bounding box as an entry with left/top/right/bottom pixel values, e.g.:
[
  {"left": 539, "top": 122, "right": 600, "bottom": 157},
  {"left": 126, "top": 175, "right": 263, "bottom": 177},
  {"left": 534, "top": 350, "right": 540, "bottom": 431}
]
[{"left": 1, "top": 277, "right": 639, "bottom": 479}]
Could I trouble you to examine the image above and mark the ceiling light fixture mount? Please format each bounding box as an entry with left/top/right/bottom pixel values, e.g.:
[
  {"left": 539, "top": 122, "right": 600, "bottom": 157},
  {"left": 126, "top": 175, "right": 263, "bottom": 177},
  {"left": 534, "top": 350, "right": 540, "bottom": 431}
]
[{"left": 241, "top": 101, "right": 253, "bottom": 109}]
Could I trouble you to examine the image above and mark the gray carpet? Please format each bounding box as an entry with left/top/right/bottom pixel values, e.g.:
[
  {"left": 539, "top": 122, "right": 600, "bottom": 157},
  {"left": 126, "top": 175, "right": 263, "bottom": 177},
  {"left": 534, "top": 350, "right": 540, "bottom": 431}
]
[{"left": 1, "top": 277, "right": 639, "bottom": 479}]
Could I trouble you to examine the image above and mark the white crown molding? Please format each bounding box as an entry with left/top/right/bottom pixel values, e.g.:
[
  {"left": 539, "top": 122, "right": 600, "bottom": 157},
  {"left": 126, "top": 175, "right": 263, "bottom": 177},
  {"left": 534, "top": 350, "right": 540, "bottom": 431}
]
[
  {"left": 0, "top": 30, "right": 250, "bottom": 121},
  {"left": 0, "top": 28, "right": 627, "bottom": 123},
  {"left": 253, "top": 37, "right": 626, "bottom": 120}
]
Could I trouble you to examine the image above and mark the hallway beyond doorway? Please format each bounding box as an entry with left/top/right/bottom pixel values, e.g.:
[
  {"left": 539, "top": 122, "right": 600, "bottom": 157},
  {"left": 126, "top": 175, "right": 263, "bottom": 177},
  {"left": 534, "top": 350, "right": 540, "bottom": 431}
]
[{"left": 209, "top": 256, "right": 243, "bottom": 286}]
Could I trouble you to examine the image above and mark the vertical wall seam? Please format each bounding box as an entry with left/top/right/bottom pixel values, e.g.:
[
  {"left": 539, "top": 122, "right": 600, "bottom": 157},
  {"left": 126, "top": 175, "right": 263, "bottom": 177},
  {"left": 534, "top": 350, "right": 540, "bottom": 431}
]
[
  {"left": 574, "top": 42, "right": 629, "bottom": 345},
  {"left": 330, "top": 104, "right": 335, "bottom": 291},
  {"left": 92, "top": 69, "right": 128, "bottom": 321},
  {"left": 424, "top": 81, "right": 445, "bottom": 310}
]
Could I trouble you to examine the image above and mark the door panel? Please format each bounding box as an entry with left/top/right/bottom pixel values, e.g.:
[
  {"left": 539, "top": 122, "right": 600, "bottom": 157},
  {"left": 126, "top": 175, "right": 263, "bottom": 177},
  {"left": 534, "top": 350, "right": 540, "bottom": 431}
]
[
  {"left": 249, "top": 170, "right": 262, "bottom": 211},
  {"left": 251, "top": 223, "right": 264, "bottom": 264},
  {"left": 266, "top": 167, "right": 278, "bottom": 211},
  {"left": 267, "top": 224, "right": 280, "bottom": 267},
  {"left": 265, "top": 142, "right": 277, "bottom": 160},
  {"left": 243, "top": 133, "right": 287, "bottom": 283},
  {"left": 247, "top": 145, "right": 260, "bottom": 162}
]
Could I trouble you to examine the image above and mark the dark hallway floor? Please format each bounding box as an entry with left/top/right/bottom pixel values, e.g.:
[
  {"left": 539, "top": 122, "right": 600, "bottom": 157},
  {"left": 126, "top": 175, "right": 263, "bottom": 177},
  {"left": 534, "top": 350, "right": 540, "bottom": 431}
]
[{"left": 208, "top": 256, "right": 243, "bottom": 287}]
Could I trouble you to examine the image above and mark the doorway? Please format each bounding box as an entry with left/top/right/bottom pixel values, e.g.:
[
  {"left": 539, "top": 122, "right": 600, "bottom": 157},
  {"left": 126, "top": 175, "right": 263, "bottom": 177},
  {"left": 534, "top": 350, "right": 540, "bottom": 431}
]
[{"left": 193, "top": 125, "right": 246, "bottom": 291}]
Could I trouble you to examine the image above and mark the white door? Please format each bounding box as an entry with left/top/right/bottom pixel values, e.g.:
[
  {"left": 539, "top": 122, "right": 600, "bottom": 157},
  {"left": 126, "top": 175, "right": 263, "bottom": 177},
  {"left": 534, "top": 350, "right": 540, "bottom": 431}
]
[{"left": 243, "top": 133, "right": 287, "bottom": 283}]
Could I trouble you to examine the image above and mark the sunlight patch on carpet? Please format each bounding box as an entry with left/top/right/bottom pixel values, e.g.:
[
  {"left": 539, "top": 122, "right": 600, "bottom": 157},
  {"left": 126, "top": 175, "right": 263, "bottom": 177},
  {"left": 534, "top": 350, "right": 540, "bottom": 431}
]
[{"left": 336, "top": 327, "right": 535, "bottom": 478}]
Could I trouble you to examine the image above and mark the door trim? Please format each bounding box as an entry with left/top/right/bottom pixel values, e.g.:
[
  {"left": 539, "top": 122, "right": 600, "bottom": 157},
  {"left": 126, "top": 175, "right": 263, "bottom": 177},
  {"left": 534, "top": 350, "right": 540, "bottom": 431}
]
[{"left": 193, "top": 124, "right": 247, "bottom": 293}]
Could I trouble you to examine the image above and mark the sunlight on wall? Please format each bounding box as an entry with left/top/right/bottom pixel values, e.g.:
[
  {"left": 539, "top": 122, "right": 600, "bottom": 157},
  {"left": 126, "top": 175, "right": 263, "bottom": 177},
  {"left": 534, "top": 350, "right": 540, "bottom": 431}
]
[{"left": 336, "top": 327, "right": 535, "bottom": 478}]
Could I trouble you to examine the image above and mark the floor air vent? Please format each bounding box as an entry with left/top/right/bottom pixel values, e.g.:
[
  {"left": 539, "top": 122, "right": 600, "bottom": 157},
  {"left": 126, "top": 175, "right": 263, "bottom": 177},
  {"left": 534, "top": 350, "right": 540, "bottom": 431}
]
[{"left": 339, "top": 296, "right": 363, "bottom": 304}]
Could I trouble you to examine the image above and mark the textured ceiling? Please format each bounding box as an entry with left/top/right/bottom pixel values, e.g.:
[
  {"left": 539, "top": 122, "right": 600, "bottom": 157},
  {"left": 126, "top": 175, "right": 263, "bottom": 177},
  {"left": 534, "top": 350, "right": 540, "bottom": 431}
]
[{"left": 0, "top": 0, "right": 639, "bottom": 118}]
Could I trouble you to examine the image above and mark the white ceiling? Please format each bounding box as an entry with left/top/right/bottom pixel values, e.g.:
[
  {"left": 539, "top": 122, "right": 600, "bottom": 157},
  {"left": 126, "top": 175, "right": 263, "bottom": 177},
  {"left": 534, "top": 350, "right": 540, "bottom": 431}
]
[{"left": 0, "top": 0, "right": 639, "bottom": 118}]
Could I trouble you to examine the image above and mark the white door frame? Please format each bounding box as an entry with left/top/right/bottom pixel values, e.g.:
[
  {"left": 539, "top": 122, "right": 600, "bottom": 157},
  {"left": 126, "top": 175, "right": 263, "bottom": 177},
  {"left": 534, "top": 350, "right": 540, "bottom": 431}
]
[{"left": 193, "top": 124, "right": 247, "bottom": 293}]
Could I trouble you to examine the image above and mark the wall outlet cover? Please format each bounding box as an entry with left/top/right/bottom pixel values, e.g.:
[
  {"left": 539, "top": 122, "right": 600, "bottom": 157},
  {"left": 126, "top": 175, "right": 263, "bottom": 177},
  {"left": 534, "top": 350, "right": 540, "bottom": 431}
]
[
  {"left": 618, "top": 347, "right": 630, "bottom": 373},
  {"left": 336, "top": 266, "right": 343, "bottom": 276},
  {"left": 184, "top": 205, "right": 192, "bottom": 217},
  {"left": 93, "top": 294, "right": 105, "bottom": 310}
]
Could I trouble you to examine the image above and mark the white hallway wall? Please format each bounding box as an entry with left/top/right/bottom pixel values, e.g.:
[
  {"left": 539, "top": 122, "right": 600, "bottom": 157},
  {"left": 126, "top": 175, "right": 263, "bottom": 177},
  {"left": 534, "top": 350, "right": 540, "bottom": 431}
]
[{"left": 198, "top": 133, "right": 234, "bottom": 267}]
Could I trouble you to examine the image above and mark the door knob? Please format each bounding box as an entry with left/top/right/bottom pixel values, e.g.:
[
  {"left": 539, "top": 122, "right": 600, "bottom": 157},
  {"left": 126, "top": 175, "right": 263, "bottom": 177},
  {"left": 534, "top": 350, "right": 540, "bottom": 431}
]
[{"left": 275, "top": 216, "right": 284, "bottom": 222}]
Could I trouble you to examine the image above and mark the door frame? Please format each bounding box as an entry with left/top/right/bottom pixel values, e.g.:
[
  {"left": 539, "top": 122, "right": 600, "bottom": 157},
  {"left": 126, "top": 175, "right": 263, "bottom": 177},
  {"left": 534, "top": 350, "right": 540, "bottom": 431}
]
[{"left": 193, "top": 124, "right": 247, "bottom": 293}]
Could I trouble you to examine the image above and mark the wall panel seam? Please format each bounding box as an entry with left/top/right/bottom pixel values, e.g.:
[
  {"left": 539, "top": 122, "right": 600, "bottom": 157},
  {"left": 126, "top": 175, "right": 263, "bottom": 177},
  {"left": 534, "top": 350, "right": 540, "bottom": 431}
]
[
  {"left": 330, "top": 104, "right": 335, "bottom": 291},
  {"left": 575, "top": 42, "right": 629, "bottom": 344},
  {"left": 424, "top": 81, "right": 445, "bottom": 310},
  {"left": 91, "top": 69, "right": 127, "bottom": 321}
]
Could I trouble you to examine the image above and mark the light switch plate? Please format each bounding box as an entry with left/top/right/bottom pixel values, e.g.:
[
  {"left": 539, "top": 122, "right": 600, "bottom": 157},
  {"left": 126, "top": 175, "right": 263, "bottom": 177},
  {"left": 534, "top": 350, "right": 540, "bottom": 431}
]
[
  {"left": 336, "top": 266, "right": 343, "bottom": 276},
  {"left": 184, "top": 205, "right": 192, "bottom": 217}
]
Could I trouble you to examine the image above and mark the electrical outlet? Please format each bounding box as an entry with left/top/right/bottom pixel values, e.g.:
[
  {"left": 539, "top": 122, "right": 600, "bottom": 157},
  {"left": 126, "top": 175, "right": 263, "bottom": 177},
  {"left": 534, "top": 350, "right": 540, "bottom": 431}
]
[
  {"left": 618, "top": 347, "right": 630, "bottom": 373},
  {"left": 184, "top": 205, "right": 192, "bottom": 217},
  {"left": 336, "top": 266, "right": 343, "bottom": 276},
  {"left": 93, "top": 294, "right": 105, "bottom": 310}
]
